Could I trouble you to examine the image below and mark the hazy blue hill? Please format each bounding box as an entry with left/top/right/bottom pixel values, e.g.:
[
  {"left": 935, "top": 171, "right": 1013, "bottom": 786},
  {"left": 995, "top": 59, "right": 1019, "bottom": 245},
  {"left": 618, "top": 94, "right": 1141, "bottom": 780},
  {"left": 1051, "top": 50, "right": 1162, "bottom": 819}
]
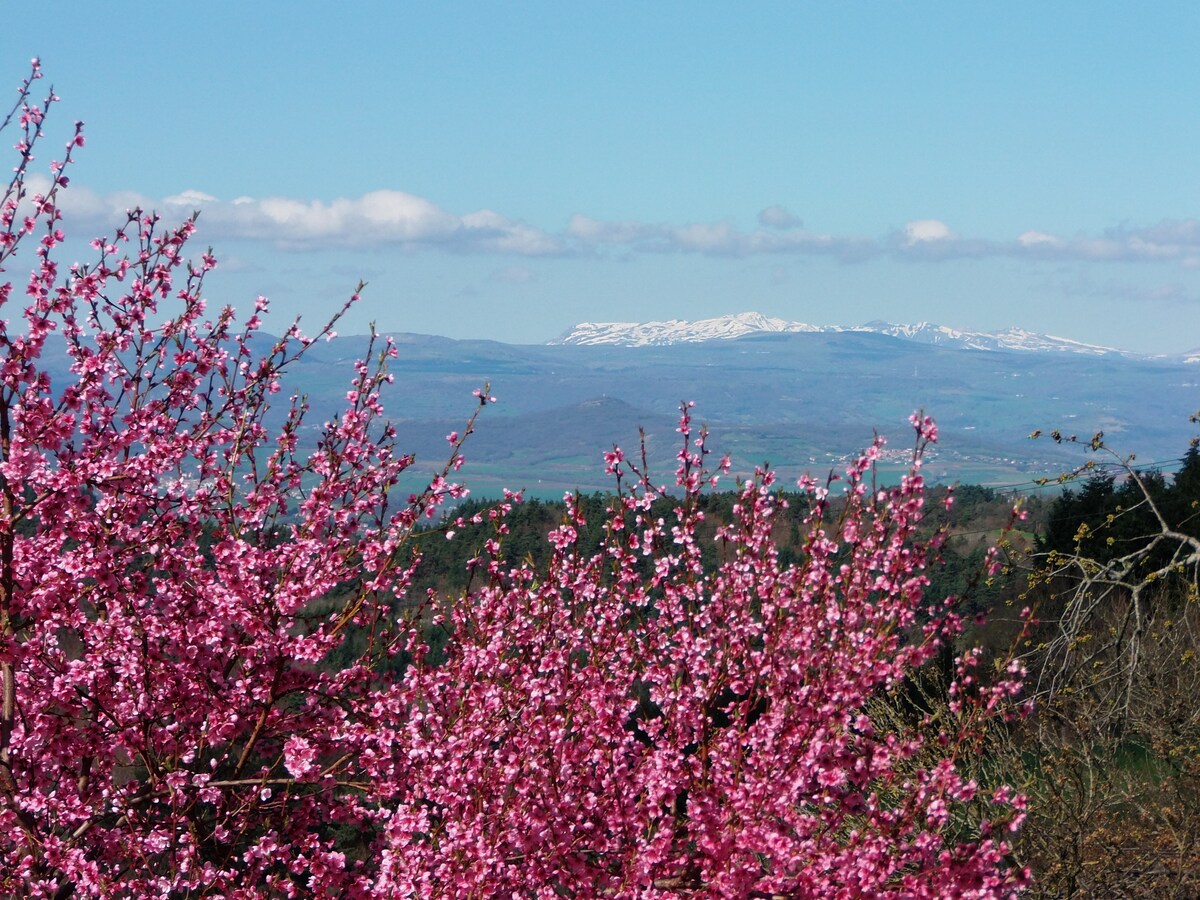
[
  {"left": 295, "top": 329, "right": 1197, "bottom": 492},
  {"left": 29, "top": 329, "right": 1198, "bottom": 495},
  {"left": 374, "top": 331, "right": 1195, "bottom": 493}
]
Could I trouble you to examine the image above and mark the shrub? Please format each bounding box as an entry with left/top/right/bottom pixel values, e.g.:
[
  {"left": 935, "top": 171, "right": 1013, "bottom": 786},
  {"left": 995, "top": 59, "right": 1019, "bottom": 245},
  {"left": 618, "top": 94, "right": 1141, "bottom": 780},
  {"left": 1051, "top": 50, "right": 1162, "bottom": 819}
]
[{"left": 0, "top": 62, "right": 1025, "bottom": 897}]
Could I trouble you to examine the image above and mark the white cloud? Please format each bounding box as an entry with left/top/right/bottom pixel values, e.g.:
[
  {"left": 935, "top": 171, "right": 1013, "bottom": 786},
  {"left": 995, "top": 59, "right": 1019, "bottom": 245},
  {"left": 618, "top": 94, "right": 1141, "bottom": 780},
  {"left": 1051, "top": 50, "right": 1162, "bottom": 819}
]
[
  {"left": 164, "top": 189, "right": 218, "bottom": 206},
  {"left": 52, "top": 186, "right": 566, "bottom": 256},
  {"left": 233, "top": 190, "right": 463, "bottom": 245},
  {"left": 566, "top": 215, "right": 655, "bottom": 244},
  {"left": 672, "top": 222, "right": 739, "bottom": 253},
  {"left": 41, "top": 180, "right": 1200, "bottom": 271},
  {"left": 758, "top": 205, "right": 802, "bottom": 229},
  {"left": 1004, "top": 221, "right": 1200, "bottom": 264},
  {"left": 463, "top": 210, "right": 563, "bottom": 255},
  {"left": 902, "top": 219, "right": 954, "bottom": 244},
  {"left": 567, "top": 213, "right": 875, "bottom": 261},
  {"left": 1018, "top": 230, "right": 1058, "bottom": 246}
]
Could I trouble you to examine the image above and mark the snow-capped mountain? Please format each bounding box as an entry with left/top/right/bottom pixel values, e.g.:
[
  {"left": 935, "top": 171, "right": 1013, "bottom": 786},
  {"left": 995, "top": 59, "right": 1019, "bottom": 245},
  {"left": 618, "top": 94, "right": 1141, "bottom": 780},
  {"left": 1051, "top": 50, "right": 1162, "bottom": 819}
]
[
  {"left": 551, "top": 312, "right": 1137, "bottom": 357},
  {"left": 551, "top": 312, "right": 822, "bottom": 347},
  {"left": 849, "top": 321, "right": 1130, "bottom": 356}
]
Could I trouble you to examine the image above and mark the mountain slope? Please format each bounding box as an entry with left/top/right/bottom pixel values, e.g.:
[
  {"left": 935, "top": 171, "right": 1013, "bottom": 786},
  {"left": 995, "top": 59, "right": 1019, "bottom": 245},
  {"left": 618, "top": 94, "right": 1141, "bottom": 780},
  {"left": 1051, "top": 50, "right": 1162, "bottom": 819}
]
[
  {"left": 41, "top": 327, "right": 1184, "bottom": 498},
  {"left": 368, "top": 328, "right": 1197, "bottom": 495},
  {"left": 551, "top": 312, "right": 1136, "bottom": 357},
  {"left": 551, "top": 312, "right": 822, "bottom": 346}
]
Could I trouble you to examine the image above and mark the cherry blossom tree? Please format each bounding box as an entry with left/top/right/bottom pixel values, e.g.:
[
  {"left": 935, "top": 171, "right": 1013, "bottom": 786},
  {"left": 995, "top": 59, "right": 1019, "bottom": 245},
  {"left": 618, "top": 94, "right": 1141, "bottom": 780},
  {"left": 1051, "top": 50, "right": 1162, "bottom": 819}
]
[{"left": 0, "top": 62, "right": 1026, "bottom": 897}]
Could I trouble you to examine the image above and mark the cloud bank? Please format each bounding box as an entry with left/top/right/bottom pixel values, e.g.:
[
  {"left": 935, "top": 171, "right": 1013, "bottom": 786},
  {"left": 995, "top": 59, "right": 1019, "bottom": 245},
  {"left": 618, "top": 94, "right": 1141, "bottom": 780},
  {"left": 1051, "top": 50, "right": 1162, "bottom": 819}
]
[
  {"left": 47, "top": 181, "right": 1200, "bottom": 268},
  {"left": 52, "top": 183, "right": 566, "bottom": 256}
]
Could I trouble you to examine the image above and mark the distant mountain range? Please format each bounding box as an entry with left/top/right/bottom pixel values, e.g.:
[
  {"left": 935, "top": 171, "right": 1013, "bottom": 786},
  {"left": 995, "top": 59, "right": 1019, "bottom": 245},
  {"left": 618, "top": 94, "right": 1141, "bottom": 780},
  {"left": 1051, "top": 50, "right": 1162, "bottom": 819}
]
[
  {"left": 552, "top": 311, "right": 1191, "bottom": 360},
  {"left": 41, "top": 318, "right": 1193, "bottom": 498},
  {"left": 267, "top": 321, "right": 1197, "bottom": 497}
]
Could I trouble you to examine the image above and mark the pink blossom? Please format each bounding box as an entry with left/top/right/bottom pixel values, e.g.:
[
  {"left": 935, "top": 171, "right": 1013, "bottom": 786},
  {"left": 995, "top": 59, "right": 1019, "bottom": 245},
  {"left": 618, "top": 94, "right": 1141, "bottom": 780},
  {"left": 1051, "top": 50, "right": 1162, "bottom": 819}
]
[{"left": 0, "top": 63, "right": 1024, "bottom": 900}]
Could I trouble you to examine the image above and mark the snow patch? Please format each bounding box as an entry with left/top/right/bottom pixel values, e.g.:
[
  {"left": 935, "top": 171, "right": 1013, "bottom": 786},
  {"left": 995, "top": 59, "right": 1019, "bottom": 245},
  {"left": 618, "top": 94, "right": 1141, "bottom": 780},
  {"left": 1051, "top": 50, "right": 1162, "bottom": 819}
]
[{"left": 551, "top": 312, "right": 1141, "bottom": 357}]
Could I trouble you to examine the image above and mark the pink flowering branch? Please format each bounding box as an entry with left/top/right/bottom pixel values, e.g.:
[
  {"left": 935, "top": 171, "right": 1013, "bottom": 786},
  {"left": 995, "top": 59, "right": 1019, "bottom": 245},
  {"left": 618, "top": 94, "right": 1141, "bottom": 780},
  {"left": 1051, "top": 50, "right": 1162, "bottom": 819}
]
[{"left": 0, "top": 63, "right": 1025, "bottom": 897}]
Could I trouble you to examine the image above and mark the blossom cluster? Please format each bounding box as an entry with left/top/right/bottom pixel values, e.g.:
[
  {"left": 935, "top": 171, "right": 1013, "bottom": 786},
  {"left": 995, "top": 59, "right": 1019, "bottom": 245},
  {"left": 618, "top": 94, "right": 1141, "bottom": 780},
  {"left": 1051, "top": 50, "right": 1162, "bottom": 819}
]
[{"left": 0, "top": 64, "right": 1025, "bottom": 897}]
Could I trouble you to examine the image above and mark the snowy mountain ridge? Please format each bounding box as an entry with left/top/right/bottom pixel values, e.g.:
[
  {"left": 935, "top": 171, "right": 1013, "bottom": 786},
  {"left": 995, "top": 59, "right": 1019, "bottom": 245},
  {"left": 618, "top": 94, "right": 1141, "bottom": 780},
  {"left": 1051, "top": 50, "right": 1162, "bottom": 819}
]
[
  {"left": 551, "top": 312, "right": 1149, "bottom": 357},
  {"left": 551, "top": 312, "right": 820, "bottom": 347}
]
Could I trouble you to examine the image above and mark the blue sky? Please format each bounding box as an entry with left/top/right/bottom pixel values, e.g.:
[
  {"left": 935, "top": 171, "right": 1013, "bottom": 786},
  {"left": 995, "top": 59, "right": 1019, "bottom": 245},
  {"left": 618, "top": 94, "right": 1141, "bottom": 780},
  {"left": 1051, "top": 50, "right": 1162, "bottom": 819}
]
[{"left": 5, "top": 2, "right": 1200, "bottom": 352}]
